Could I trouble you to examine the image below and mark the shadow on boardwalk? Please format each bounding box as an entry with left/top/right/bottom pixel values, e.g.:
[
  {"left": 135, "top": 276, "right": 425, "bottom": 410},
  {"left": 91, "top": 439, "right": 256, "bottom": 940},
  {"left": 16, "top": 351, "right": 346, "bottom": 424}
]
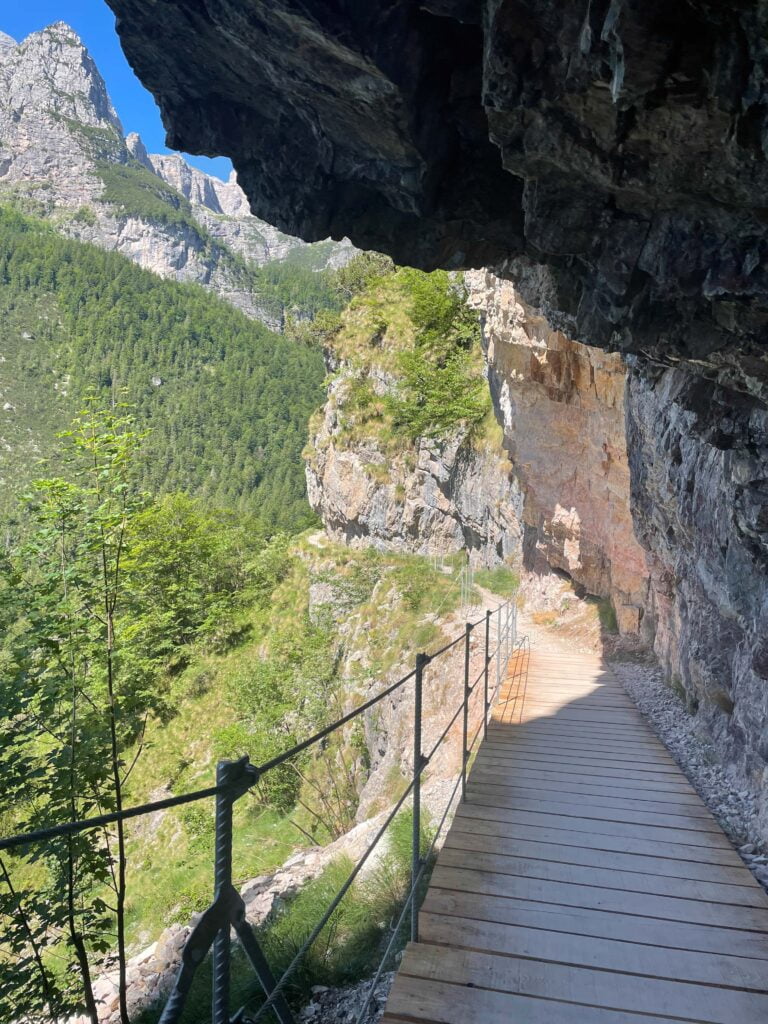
[{"left": 382, "top": 645, "right": 768, "bottom": 1024}]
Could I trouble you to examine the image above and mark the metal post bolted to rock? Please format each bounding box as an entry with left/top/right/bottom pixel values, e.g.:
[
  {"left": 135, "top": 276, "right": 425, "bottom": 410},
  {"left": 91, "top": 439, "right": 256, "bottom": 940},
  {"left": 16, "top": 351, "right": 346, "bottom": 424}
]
[{"left": 461, "top": 623, "right": 473, "bottom": 802}]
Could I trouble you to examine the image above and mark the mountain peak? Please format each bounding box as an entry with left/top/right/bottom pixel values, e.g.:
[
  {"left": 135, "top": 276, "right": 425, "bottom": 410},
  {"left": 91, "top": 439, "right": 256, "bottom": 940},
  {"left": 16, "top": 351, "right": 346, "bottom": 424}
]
[
  {"left": 125, "top": 130, "right": 153, "bottom": 169},
  {"left": 42, "top": 21, "right": 83, "bottom": 43},
  {"left": 0, "top": 30, "right": 16, "bottom": 63},
  {"left": 6, "top": 21, "right": 123, "bottom": 135}
]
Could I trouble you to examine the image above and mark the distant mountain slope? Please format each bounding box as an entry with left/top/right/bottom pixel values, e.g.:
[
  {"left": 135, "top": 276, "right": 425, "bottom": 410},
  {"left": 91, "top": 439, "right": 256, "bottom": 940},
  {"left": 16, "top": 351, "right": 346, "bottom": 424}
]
[
  {"left": 0, "top": 206, "right": 326, "bottom": 533},
  {"left": 0, "top": 22, "right": 353, "bottom": 328}
]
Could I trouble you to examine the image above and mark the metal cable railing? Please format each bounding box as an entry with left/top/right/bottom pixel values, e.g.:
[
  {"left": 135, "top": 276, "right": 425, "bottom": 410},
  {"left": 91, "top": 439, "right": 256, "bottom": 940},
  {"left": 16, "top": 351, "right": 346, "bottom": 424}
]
[{"left": 0, "top": 597, "right": 520, "bottom": 1024}]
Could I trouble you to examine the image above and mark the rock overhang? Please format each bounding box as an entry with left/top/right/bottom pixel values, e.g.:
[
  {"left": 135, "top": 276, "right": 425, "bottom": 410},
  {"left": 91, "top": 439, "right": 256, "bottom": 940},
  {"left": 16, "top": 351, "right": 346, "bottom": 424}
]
[{"left": 105, "top": 0, "right": 768, "bottom": 365}]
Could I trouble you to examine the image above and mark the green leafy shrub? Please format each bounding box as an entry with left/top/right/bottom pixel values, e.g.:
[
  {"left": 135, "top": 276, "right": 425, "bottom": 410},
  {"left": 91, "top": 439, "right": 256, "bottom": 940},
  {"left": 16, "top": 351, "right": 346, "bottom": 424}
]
[
  {"left": 400, "top": 267, "right": 480, "bottom": 359},
  {"left": 386, "top": 347, "right": 489, "bottom": 439}
]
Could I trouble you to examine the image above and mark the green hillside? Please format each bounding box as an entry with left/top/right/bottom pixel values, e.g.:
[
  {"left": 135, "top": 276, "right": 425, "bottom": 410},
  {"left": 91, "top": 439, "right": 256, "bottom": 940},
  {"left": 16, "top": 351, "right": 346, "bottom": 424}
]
[{"left": 0, "top": 206, "right": 327, "bottom": 534}]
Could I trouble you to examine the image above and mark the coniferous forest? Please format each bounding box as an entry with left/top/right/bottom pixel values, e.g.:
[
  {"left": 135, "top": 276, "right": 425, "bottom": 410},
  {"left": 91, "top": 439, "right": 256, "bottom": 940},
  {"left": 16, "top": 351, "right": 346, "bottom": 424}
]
[{"left": 0, "top": 206, "right": 329, "bottom": 535}]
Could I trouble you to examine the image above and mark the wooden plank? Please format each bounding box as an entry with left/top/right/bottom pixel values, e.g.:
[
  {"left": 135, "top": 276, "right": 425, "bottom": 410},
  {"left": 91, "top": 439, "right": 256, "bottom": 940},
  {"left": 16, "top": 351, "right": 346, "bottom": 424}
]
[
  {"left": 499, "top": 708, "right": 648, "bottom": 725},
  {"left": 484, "top": 733, "right": 677, "bottom": 760},
  {"left": 465, "top": 784, "right": 724, "bottom": 833},
  {"left": 430, "top": 864, "right": 768, "bottom": 930},
  {"left": 423, "top": 887, "right": 768, "bottom": 959},
  {"left": 456, "top": 801, "right": 734, "bottom": 850},
  {"left": 500, "top": 679, "right": 624, "bottom": 687},
  {"left": 452, "top": 806, "right": 744, "bottom": 866},
  {"left": 468, "top": 759, "right": 696, "bottom": 793},
  {"left": 486, "top": 725, "right": 672, "bottom": 747},
  {"left": 384, "top": 973, "right": 693, "bottom": 1024},
  {"left": 478, "top": 748, "right": 681, "bottom": 774},
  {"left": 420, "top": 909, "right": 768, "bottom": 991},
  {"left": 444, "top": 824, "right": 761, "bottom": 887},
  {"left": 497, "top": 687, "right": 626, "bottom": 699},
  {"left": 476, "top": 752, "right": 686, "bottom": 781},
  {"left": 397, "top": 943, "right": 768, "bottom": 1024},
  {"left": 436, "top": 845, "right": 768, "bottom": 908},
  {"left": 477, "top": 750, "right": 683, "bottom": 775},
  {"left": 498, "top": 696, "right": 635, "bottom": 709},
  {"left": 468, "top": 765, "right": 701, "bottom": 802},
  {"left": 488, "top": 719, "right": 664, "bottom": 739},
  {"left": 482, "top": 737, "right": 675, "bottom": 763},
  {"left": 504, "top": 698, "right": 642, "bottom": 710},
  {"left": 501, "top": 680, "right": 626, "bottom": 688},
  {"left": 478, "top": 749, "right": 678, "bottom": 773},
  {"left": 486, "top": 728, "right": 670, "bottom": 750},
  {"left": 466, "top": 772, "right": 714, "bottom": 817}
]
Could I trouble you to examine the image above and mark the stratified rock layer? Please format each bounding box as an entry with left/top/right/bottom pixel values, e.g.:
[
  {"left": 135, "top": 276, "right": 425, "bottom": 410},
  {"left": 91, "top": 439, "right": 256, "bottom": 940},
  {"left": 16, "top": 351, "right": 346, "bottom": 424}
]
[
  {"left": 107, "top": 0, "right": 768, "bottom": 362},
  {"left": 468, "top": 270, "right": 648, "bottom": 633}
]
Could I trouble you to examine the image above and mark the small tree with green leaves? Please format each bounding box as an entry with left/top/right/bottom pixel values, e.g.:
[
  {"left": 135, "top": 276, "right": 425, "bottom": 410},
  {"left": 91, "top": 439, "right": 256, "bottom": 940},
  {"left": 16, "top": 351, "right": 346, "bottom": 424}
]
[{"left": 0, "top": 404, "right": 150, "bottom": 1024}]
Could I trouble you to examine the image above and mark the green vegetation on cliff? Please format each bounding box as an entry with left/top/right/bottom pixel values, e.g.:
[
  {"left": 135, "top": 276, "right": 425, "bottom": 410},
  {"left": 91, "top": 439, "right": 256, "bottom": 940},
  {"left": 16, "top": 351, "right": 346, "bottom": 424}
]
[
  {"left": 96, "top": 160, "right": 197, "bottom": 230},
  {"left": 0, "top": 205, "right": 326, "bottom": 533},
  {"left": 313, "top": 265, "right": 490, "bottom": 455}
]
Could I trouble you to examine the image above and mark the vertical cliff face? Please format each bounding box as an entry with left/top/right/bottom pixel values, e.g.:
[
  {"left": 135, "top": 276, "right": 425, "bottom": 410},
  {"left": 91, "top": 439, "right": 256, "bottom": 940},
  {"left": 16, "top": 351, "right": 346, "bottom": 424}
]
[
  {"left": 304, "top": 270, "right": 522, "bottom": 565},
  {"left": 306, "top": 385, "right": 522, "bottom": 565},
  {"left": 467, "top": 270, "right": 649, "bottom": 634},
  {"left": 627, "top": 361, "right": 768, "bottom": 834}
]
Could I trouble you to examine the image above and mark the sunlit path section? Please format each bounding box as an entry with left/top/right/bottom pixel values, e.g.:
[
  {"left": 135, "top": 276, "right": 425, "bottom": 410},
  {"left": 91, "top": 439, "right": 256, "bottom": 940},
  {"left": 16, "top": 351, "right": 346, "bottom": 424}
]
[{"left": 383, "top": 646, "right": 768, "bottom": 1023}]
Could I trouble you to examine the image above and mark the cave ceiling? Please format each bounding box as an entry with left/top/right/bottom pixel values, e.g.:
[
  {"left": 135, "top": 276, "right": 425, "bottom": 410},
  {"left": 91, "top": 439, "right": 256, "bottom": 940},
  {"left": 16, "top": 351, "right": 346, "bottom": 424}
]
[{"left": 106, "top": 0, "right": 768, "bottom": 366}]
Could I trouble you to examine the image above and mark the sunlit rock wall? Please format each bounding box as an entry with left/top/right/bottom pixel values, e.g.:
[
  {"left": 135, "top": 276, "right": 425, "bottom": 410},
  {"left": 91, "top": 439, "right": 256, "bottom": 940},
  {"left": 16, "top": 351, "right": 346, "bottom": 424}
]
[{"left": 468, "top": 270, "right": 649, "bottom": 634}]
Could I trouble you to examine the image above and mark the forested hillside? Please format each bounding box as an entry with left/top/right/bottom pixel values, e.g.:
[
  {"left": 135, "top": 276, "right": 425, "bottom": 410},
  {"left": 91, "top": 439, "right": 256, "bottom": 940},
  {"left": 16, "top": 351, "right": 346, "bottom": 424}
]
[{"left": 0, "top": 206, "right": 328, "bottom": 533}]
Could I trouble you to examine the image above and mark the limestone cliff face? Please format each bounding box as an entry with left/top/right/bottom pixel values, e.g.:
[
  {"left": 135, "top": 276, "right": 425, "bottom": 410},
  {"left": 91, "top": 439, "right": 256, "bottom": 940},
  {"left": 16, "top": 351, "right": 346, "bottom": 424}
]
[
  {"left": 467, "top": 270, "right": 649, "bottom": 634},
  {"left": 306, "top": 368, "right": 521, "bottom": 566},
  {"left": 0, "top": 23, "right": 351, "bottom": 326},
  {"left": 627, "top": 361, "right": 768, "bottom": 835}
]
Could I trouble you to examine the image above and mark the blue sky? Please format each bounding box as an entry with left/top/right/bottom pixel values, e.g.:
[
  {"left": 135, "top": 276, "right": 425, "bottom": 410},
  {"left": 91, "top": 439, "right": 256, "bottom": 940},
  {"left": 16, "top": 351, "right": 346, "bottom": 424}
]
[{"left": 3, "top": 2, "right": 233, "bottom": 181}]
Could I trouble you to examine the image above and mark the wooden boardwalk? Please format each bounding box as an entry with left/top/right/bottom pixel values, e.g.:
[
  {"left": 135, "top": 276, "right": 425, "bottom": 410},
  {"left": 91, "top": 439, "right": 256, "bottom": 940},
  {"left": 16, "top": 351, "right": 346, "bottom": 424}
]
[{"left": 383, "top": 647, "right": 768, "bottom": 1023}]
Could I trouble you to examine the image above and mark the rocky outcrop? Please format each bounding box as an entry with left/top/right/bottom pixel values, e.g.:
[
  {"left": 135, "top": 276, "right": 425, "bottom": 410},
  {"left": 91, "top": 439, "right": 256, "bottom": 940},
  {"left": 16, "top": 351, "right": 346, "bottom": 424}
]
[
  {"left": 626, "top": 360, "right": 768, "bottom": 837},
  {"left": 108, "top": 0, "right": 768, "bottom": 362},
  {"left": 0, "top": 23, "right": 351, "bottom": 325},
  {"left": 468, "top": 270, "right": 648, "bottom": 633},
  {"left": 306, "top": 368, "right": 521, "bottom": 565}
]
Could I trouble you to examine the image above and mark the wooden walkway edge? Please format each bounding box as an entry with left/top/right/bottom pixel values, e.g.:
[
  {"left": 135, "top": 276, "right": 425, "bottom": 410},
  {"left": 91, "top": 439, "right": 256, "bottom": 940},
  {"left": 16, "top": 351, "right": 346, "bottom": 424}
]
[{"left": 383, "top": 648, "right": 768, "bottom": 1023}]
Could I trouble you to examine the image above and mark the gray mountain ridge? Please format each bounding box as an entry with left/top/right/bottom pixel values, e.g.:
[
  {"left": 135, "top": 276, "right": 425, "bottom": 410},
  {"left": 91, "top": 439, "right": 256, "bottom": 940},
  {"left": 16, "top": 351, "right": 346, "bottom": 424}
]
[{"left": 0, "top": 21, "right": 352, "bottom": 328}]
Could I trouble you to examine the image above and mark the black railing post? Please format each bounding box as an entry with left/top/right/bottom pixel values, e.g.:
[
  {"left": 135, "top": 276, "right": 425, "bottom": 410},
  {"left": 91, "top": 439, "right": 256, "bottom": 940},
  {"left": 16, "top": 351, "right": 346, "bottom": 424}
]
[
  {"left": 212, "top": 760, "right": 235, "bottom": 1024},
  {"left": 412, "top": 652, "right": 428, "bottom": 943},
  {"left": 484, "top": 609, "right": 491, "bottom": 739},
  {"left": 461, "top": 622, "right": 472, "bottom": 801}
]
